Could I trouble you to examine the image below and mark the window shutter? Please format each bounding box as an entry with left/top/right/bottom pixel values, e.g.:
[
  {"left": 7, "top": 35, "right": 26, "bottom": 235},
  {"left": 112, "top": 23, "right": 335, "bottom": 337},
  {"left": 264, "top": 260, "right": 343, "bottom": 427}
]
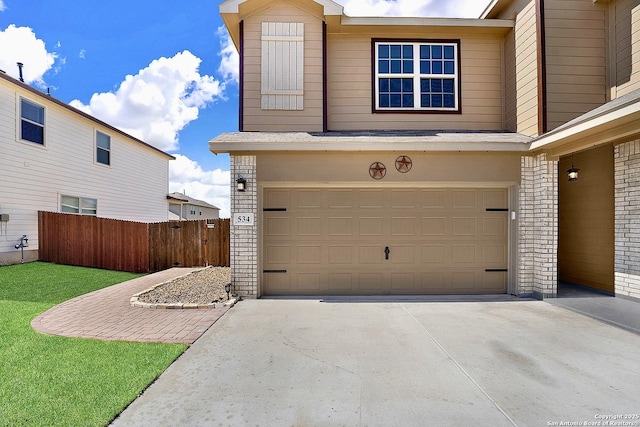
[{"left": 261, "top": 22, "right": 304, "bottom": 110}]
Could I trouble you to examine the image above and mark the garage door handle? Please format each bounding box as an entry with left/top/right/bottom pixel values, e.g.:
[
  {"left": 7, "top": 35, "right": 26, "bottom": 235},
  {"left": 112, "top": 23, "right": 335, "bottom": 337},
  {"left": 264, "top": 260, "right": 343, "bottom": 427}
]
[{"left": 384, "top": 246, "right": 390, "bottom": 260}]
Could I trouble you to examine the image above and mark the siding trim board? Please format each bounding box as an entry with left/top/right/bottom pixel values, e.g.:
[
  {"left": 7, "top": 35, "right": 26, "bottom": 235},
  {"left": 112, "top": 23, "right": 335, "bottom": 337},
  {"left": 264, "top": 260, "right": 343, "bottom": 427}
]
[
  {"left": 239, "top": 19, "right": 244, "bottom": 131},
  {"left": 323, "top": 20, "right": 328, "bottom": 132},
  {"left": 536, "top": 0, "right": 547, "bottom": 135}
]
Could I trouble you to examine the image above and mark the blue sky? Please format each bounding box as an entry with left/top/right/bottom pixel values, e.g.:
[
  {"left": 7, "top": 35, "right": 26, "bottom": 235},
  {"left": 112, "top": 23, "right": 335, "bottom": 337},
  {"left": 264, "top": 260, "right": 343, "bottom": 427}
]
[{"left": 0, "top": 0, "right": 490, "bottom": 217}]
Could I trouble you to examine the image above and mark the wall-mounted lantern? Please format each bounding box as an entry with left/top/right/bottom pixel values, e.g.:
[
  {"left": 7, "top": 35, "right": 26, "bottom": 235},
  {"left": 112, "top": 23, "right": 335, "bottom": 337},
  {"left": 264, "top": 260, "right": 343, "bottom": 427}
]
[{"left": 236, "top": 177, "right": 247, "bottom": 192}]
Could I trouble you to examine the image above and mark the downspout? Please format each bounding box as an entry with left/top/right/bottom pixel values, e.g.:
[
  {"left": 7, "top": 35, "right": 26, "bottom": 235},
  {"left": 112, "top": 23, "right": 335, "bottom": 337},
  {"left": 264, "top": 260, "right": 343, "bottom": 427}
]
[
  {"left": 239, "top": 20, "right": 245, "bottom": 132},
  {"left": 536, "top": 0, "right": 548, "bottom": 135}
]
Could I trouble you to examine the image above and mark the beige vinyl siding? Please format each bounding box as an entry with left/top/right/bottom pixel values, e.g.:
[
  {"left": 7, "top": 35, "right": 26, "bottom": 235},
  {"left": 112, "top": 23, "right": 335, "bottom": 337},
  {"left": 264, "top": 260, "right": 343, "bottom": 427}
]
[
  {"left": 545, "top": 0, "right": 607, "bottom": 131},
  {"left": 257, "top": 152, "right": 521, "bottom": 184},
  {"left": 611, "top": 0, "right": 640, "bottom": 97},
  {"left": 243, "top": 1, "right": 324, "bottom": 131},
  {"left": 495, "top": 0, "right": 539, "bottom": 136},
  {"left": 326, "top": 34, "right": 504, "bottom": 131},
  {"left": 514, "top": 0, "right": 539, "bottom": 136},
  {"left": 0, "top": 81, "right": 170, "bottom": 256},
  {"left": 504, "top": 27, "right": 517, "bottom": 131}
]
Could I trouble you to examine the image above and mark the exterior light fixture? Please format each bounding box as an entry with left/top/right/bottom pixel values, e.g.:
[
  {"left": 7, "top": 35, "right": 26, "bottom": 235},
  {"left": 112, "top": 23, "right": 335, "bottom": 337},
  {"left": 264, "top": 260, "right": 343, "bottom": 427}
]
[
  {"left": 567, "top": 153, "right": 579, "bottom": 182},
  {"left": 236, "top": 177, "right": 247, "bottom": 192},
  {"left": 224, "top": 282, "right": 232, "bottom": 300}
]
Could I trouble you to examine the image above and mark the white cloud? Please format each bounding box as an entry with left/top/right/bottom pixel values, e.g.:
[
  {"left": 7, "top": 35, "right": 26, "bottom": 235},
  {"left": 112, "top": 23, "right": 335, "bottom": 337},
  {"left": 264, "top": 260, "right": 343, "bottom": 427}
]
[
  {"left": 337, "top": 0, "right": 491, "bottom": 18},
  {"left": 70, "top": 50, "right": 223, "bottom": 152},
  {"left": 0, "top": 25, "right": 57, "bottom": 87},
  {"left": 0, "top": 1, "right": 5, "bottom": 12},
  {"left": 169, "top": 154, "right": 231, "bottom": 218},
  {"left": 217, "top": 26, "right": 239, "bottom": 85},
  {"left": 79, "top": 49, "right": 86, "bottom": 59}
]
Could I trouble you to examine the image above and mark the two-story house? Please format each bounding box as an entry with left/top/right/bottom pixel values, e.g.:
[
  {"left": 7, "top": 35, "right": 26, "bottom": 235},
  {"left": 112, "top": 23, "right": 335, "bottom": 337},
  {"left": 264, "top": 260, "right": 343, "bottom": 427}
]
[
  {"left": 210, "top": 0, "right": 640, "bottom": 302},
  {"left": 0, "top": 72, "right": 175, "bottom": 265},
  {"left": 167, "top": 192, "right": 221, "bottom": 220}
]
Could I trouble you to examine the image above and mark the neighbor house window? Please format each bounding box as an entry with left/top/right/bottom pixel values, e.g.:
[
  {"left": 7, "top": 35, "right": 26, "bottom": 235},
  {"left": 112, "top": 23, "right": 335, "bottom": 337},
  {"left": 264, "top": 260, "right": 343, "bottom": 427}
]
[
  {"left": 373, "top": 40, "right": 460, "bottom": 112},
  {"left": 96, "top": 131, "right": 111, "bottom": 165},
  {"left": 190, "top": 206, "right": 196, "bottom": 215},
  {"left": 20, "top": 98, "right": 45, "bottom": 144},
  {"left": 61, "top": 195, "right": 97, "bottom": 216}
]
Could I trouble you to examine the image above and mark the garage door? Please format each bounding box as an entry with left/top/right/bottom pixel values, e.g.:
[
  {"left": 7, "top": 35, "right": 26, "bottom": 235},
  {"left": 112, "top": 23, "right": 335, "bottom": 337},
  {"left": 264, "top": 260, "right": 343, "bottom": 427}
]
[{"left": 263, "top": 188, "right": 509, "bottom": 295}]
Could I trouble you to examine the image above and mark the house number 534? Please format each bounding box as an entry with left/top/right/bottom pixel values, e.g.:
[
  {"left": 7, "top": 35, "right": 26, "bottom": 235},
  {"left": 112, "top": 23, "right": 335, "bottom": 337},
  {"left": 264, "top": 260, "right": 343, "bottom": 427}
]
[{"left": 234, "top": 213, "right": 255, "bottom": 226}]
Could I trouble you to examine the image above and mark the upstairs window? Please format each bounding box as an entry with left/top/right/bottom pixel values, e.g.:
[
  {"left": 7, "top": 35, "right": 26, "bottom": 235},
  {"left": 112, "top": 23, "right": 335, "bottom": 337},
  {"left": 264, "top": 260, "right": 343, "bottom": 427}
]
[
  {"left": 61, "top": 196, "right": 97, "bottom": 216},
  {"left": 373, "top": 40, "right": 460, "bottom": 112},
  {"left": 96, "top": 131, "right": 111, "bottom": 165},
  {"left": 20, "top": 98, "right": 45, "bottom": 144}
]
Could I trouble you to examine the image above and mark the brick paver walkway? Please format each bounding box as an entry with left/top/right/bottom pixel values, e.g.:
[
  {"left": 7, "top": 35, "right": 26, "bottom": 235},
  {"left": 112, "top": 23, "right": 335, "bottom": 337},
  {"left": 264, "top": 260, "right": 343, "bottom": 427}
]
[{"left": 31, "top": 268, "right": 232, "bottom": 344}]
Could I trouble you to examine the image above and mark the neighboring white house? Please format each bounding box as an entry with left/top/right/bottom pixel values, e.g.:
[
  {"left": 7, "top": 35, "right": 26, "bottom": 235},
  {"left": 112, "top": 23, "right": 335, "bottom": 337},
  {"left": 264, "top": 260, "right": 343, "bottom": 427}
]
[
  {"left": 0, "top": 71, "right": 175, "bottom": 265},
  {"left": 167, "top": 192, "right": 221, "bottom": 220}
]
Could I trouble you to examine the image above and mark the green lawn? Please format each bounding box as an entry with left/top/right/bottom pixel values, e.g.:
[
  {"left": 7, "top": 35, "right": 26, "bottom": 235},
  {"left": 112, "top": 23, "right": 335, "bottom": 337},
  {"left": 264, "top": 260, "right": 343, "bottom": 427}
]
[{"left": 0, "top": 262, "right": 187, "bottom": 427}]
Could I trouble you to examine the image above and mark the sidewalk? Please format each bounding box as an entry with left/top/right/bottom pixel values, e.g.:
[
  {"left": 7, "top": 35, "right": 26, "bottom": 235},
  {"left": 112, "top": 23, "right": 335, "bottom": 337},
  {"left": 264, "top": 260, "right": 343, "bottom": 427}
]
[{"left": 31, "top": 268, "right": 231, "bottom": 344}]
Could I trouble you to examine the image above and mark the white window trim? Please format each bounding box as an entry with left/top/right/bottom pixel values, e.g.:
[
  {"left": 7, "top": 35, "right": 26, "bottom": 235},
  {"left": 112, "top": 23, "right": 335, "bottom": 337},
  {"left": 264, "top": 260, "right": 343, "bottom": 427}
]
[
  {"left": 60, "top": 195, "right": 98, "bottom": 216},
  {"left": 17, "top": 96, "right": 47, "bottom": 146},
  {"left": 373, "top": 40, "right": 460, "bottom": 112}
]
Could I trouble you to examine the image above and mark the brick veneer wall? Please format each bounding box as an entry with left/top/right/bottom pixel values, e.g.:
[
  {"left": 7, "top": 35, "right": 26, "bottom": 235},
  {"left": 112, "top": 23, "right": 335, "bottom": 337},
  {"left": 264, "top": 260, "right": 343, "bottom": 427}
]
[
  {"left": 614, "top": 140, "right": 640, "bottom": 300},
  {"left": 230, "top": 155, "right": 258, "bottom": 298},
  {"left": 519, "top": 153, "right": 558, "bottom": 298}
]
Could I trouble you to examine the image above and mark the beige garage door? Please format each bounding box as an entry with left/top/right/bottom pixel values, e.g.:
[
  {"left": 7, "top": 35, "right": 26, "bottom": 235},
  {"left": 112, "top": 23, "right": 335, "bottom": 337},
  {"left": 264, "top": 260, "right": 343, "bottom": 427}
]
[{"left": 263, "top": 188, "right": 509, "bottom": 295}]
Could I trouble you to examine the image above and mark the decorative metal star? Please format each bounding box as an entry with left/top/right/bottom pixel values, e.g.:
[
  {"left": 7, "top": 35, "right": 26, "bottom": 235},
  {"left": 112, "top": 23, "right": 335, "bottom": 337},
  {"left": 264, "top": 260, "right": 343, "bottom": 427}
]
[
  {"left": 369, "top": 162, "right": 386, "bottom": 180},
  {"left": 395, "top": 155, "right": 412, "bottom": 173}
]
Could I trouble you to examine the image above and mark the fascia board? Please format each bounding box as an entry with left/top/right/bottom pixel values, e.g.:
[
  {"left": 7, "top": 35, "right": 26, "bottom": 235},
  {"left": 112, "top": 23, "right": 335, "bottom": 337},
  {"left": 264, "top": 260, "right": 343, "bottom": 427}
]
[
  {"left": 209, "top": 140, "right": 531, "bottom": 154},
  {"left": 340, "top": 16, "right": 514, "bottom": 29}
]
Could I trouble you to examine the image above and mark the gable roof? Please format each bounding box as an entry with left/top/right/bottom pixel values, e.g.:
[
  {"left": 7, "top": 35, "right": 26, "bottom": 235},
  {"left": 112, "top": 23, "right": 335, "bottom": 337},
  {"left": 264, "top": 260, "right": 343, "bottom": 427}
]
[
  {"left": 0, "top": 71, "right": 174, "bottom": 160},
  {"left": 220, "top": 0, "right": 513, "bottom": 49},
  {"left": 167, "top": 192, "right": 220, "bottom": 210},
  {"left": 219, "top": 0, "right": 343, "bottom": 15}
]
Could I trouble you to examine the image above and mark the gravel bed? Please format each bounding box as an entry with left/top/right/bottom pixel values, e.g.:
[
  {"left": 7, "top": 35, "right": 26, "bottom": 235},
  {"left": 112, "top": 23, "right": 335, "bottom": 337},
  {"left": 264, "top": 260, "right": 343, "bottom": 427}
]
[{"left": 136, "top": 267, "right": 232, "bottom": 305}]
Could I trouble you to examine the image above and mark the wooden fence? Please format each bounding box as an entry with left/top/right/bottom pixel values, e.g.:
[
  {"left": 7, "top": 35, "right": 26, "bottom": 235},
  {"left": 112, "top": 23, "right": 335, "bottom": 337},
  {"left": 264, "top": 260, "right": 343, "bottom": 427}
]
[{"left": 38, "top": 211, "right": 229, "bottom": 273}]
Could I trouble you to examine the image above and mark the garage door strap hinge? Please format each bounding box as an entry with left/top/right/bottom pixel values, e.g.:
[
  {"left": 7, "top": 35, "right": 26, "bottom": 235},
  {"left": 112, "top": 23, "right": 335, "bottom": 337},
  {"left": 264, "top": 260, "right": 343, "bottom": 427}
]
[
  {"left": 485, "top": 208, "right": 509, "bottom": 212},
  {"left": 485, "top": 269, "right": 508, "bottom": 272},
  {"left": 263, "top": 208, "right": 287, "bottom": 212},
  {"left": 264, "top": 270, "right": 287, "bottom": 273}
]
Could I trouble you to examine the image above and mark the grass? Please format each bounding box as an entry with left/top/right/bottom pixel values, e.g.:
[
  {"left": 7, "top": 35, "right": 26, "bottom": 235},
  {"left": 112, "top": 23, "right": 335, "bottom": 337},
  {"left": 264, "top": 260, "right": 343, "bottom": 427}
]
[{"left": 0, "top": 262, "right": 187, "bottom": 427}]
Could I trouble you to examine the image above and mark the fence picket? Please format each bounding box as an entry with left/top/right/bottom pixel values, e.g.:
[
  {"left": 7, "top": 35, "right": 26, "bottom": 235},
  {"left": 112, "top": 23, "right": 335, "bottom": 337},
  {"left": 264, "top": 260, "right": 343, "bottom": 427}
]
[{"left": 38, "top": 211, "right": 229, "bottom": 273}]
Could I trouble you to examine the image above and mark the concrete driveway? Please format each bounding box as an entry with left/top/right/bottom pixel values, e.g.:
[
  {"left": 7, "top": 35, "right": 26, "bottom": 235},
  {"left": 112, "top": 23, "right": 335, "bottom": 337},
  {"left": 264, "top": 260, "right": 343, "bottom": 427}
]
[{"left": 111, "top": 298, "right": 640, "bottom": 426}]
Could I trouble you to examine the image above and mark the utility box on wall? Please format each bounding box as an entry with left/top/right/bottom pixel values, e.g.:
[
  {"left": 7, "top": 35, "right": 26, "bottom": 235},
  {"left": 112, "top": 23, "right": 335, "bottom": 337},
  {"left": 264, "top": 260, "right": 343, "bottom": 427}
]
[{"left": 0, "top": 214, "right": 9, "bottom": 222}]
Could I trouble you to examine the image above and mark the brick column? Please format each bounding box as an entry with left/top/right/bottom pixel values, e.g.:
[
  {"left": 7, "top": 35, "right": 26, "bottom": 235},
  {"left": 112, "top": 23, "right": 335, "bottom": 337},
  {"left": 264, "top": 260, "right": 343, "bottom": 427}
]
[
  {"left": 614, "top": 140, "right": 640, "bottom": 300},
  {"left": 230, "top": 155, "right": 258, "bottom": 298},
  {"left": 519, "top": 153, "right": 558, "bottom": 299}
]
